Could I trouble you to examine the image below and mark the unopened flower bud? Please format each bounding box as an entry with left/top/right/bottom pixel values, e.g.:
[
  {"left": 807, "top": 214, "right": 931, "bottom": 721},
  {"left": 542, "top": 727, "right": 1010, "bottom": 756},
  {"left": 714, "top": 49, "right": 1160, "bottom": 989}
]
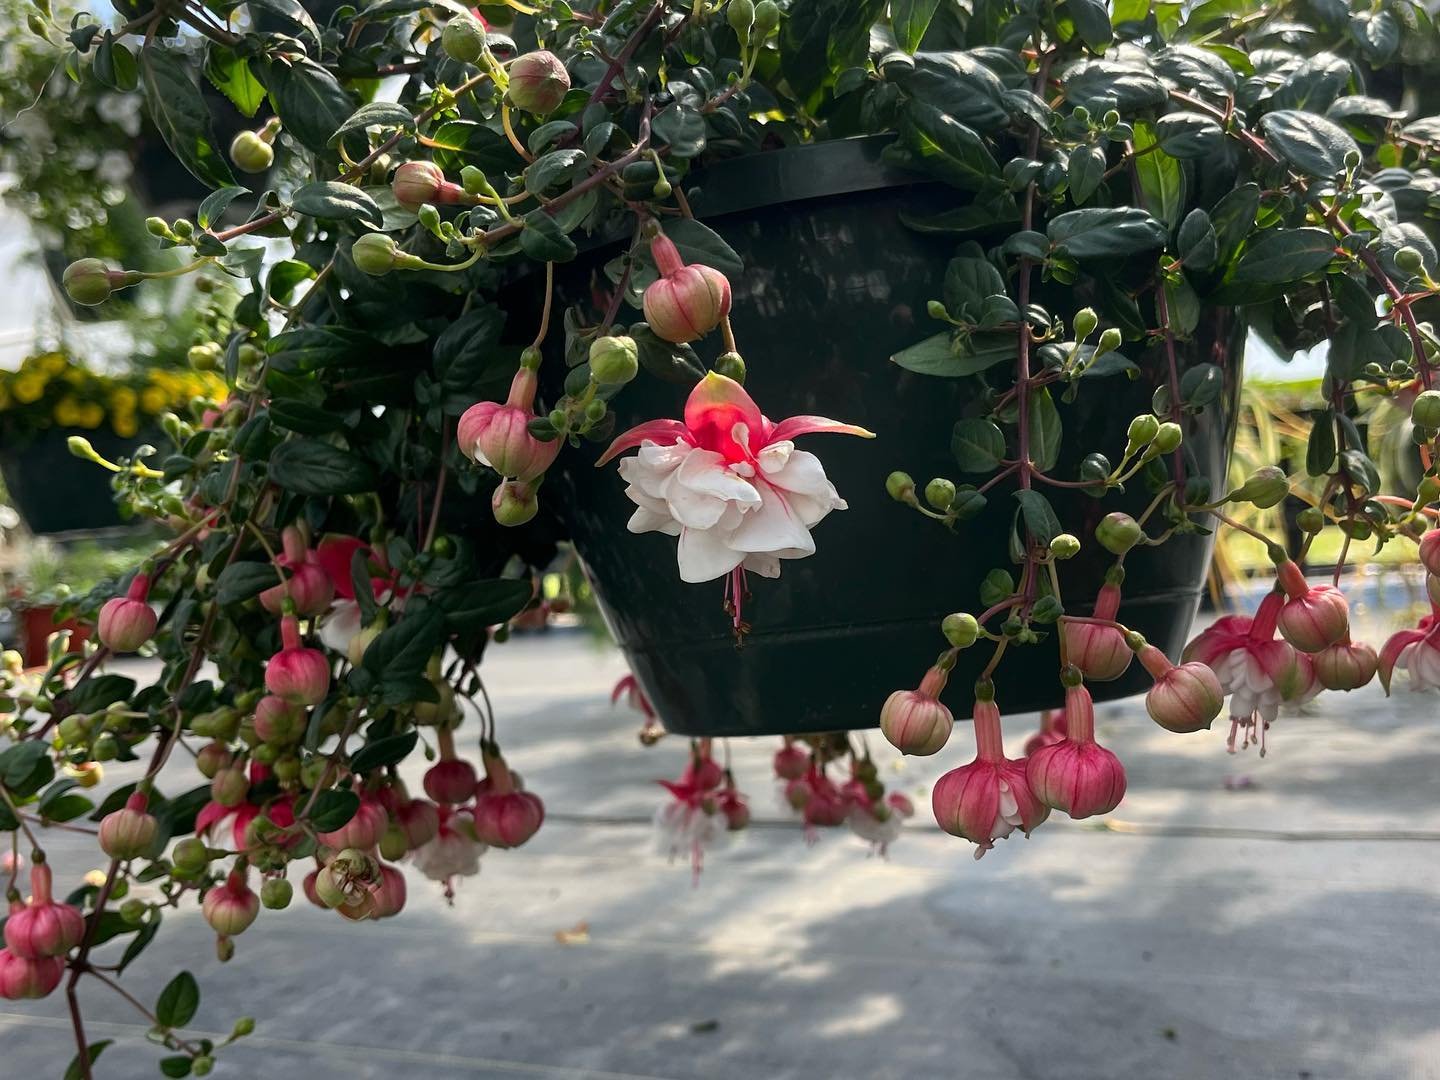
[
  {"left": 492, "top": 479, "right": 539, "bottom": 526},
  {"left": 1395, "top": 246, "right": 1425, "bottom": 274},
  {"left": 193, "top": 1057, "right": 214, "bottom": 1077},
  {"left": 941, "top": 612, "right": 980, "bottom": 648},
  {"left": 145, "top": 216, "right": 169, "bottom": 238},
  {"left": 879, "top": 667, "right": 953, "bottom": 756},
  {"left": 1413, "top": 391, "right": 1440, "bottom": 430},
  {"left": 714, "top": 351, "right": 746, "bottom": 382},
  {"left": 260, "top": 878, "right": 293, "bottom": 910},
  {"left": 1126, "top": 414, "right": 1159, "bottom": 447},
  {"left": 753, "top": 0, "right": 779, "bottom": 33},
  {"left": 1152, "top": 422, "right": 1183, "bottom": 453},
  {"left": 172, "top": 838, "right": 210, "bottom": 874},
  {"left": 120, "top": 898, "right": 148, "bottom": 925},
  {"left": 211, "top": 766, "right": 249, "bottom": 808},
  {"left": 588, "top": 335, "right": 639, "bottom": 385},
  {"left": 885, "top": 471, "right": 916, "bottom": 503},
  {"left": 508, "top": 51, "right": 570, "bottom": 115},
  {"left": 1238, "top": 465, "right": 1288, "bottom": 509},
  {"left": 352, "top": 232, "right": 403, "bottom": 276},
  {"left": 441, "top": 13, "right": 486, "bottom": 63},
  {"left": 1095, "top": 327, "right": 1123, "bottom": 355},
  {"left": 391, "top": 161, "right": 451, "bottom": 211},
  {"left": 1095, "top": 511, "right": 1142, "bottom": 554},
  {"left": 1296, "top": 506, "right": 1325, "bottom": 533},
  {"left": 1049, "top": 533, "right": 1081, "bottom": 559},
  {"left": 1073, "top": 308, "right": 1098, "bottom": 339},
  {"left": 229, "top": 130, "right": 274, "bottom": 173},
  {"left": 926, "top": 299, "right": 948, "bottom": 320},
  {"left": 232, "top": 1017, "right": 255, "bottom": 1038},
  {"left": 98, "top": 793, "right": 158, "bottom": 860},
  {"left": 62, "top": 259, "right": 117, "bottom": 306},
  {"left": 924, "top": 477, "right": 956, "bottom": 510},
  {"left": 642, "top": 233, "right": 731, "bottom": 344},
  {"left": 728, "top": 0, "right": 755, "bottom": 39}
]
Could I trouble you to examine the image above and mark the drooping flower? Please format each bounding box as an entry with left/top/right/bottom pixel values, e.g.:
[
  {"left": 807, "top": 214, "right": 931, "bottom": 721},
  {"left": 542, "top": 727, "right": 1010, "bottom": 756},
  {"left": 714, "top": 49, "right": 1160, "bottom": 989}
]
[
  {"left": 597, "top": 372, "right": 872, "bottom": 596},
  {"left": 259, "top": 526, "right": 335, "bottom": 617},
  {"left": 1183, "top": 592, "right": 1301, "bottom": 754},
  {"left": 772, "top": 738, "right": 809, "bottom": 781},
  {"left": 654, "top": 766, "right": 728, "bottom": 882},
  {"left": 265, "top": 616, "right": 330, "bottom": 706},
  {"left": 1026, "top": 679, "right": 1126, "bottom": 820},
  {"left": 1313, "top": 636, "right": 1378, "bottom": 691},
  {"left": 1135, "top": 642, "right": 1224, "bottom": 733},
  {"left": 3, "top": 863, "right": 83, "bottom": 959},
  {"left": 1274, "top": 560, "right": 1350, "bottom": 653},
  {"left": 97, "top": 572, "right": 157, "bottom": 653},
  {"left": 642, "top": 232, "right": 732, "bottom": 344},
  {"left": 458, "top": 363, "right": 559, "bottom": 483},
  {"left": 472, "top": 748, "right": 545, "bottom": 849},
  {"left": 202, "top": 870, "right": 260, "bottom": 936},
  {"left": 411, "top": 806, "right": 484, "bottom": 898},
  {"left": 1379, "top": 611, "right": 1440, "bottom": 693},
  {"left": 1061, "top": 578, "right": 1132, "bottom": 682},
  {"left": 612, "top": 673, "right": 663, "bottom": 743},
  {"left": 0, "top": 948, "right": 64, "bottom": 1000},
  {"left": 933, "top": 694, "right": 1049, "bottom": 858},
  {"left": 879, "top": 664, "right": 954, "bottom": 756}
]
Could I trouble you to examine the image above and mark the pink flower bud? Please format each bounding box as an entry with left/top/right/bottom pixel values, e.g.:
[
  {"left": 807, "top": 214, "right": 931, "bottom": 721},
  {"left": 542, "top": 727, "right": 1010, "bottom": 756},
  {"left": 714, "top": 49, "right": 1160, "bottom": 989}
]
[
  {"left": 252, "top": 694, "right": 304, "bottom": 745},
  {"left": 370, "top": 863, "right": 407, "bottom": 919},
  {"left": 1026, "top": 682, "right": 1127, "bottom": 819},
  {"left": 391, "top": 160, "right": 466, "bottom": 210},
  {"left": 423, "top": 758, "right": 478, "bottom": 805},
  {"left": 397, "top": 798, "right": 441, "bottom": 849},
  {"left": 265, "top": 617, "right": 330, "bottom": 705},
  {"left": 195, "top": 741, "right": 232, "bottom": 779},
  {"left": 259, "top": 533, "right": 335, "bottom": 616},
  {"left": 642, "top": 233, "right": 732, "bottom": 344},
  {"left": 458, "top": 367, "right": 560, "bottom": 482},
  {"left": 681, "top": 754, "right": 723, "bottom": 792},
  {"left": 1275, "top": 561, "right": 1350, "bottom": 653},
  {"left": 97, "top": 574, "right": 157, "bottom": 652},
  {"left": 879, "top": 665, "right": 954, "bottom": 756},
  {"left": 507, "top": 50, "right": 571, "bottom": 115},
  {"left": 772, "top": 741, "right": 808, "bottom": 780},
  {"left": 1061, "top": 583, "right": 1132, "bottom": 681},
  {"left": 473, "top": 790, "right": 545, "bottom": 848},
  {"left": 98, "top": 792, "right": 159, "bottom": 859},
  {"left": 202, "top": 871, "right": 260, "bottom": 936},
  {"left": 931, "top": 698, "right": 1048, "bottom": 858},
  {"left": 1137, "top": 645, "right": 1224, "bottom": 733},
  {"left": 718, "top": 788, "right": 750, "bottom": 831},
  {"left": 317, "top": 796, "right": 389, "bottom": 851},
  {"left": 0, "top": 948, "right": 64, "bottom": 1000},
  {"left": 1313, "top": 638, "right": 1378, "bottom": 691},
  {"left": 1420, "top": 529, "right": 1440, "bottom": 577},
  {"left": 3, "top": 864, "right": 84, "bottom": 959},
  {"left": 802, "top": 784, "right": 849, "bottom": 828}
]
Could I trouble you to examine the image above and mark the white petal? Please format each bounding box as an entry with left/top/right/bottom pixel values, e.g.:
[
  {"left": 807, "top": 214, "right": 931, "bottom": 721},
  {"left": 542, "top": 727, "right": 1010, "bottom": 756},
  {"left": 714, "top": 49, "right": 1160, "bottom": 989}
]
[
  {"left": 677, "top": 526, "right": 746, "bottom": 583},
  {"left": 727, "top": 481, "right": 815, "bottom": 556},
  {"left": 757, "top": 440, "right": 795, "bottom": 474},
  {"left": 627, "top": 507, "right": 680, "bottom": 536},
  {"left": 742, "top": 552, "right": 782, "bottom": 578},
  {"left": 318, "top": 600, "right": 361, "bottom": 655},
  {"left": 662, "top": 449, "right": 757, "bottom": 530}
]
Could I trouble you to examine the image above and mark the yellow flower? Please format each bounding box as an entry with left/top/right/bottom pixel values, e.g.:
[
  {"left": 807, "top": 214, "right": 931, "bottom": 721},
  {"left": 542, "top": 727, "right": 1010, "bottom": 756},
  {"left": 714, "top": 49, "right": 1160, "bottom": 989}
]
[
  {"left": 14, "top": 375, "right": 45, "bottom": 404},
  {"left": 112, "top": 414, "right": 138, "bottom": 438},
  {"left": 139, "top": 386, "right": 167, "bottom": 413},
  {"left": 77, "top": 403, "right": 105, "bottom": 429},
  {"left": 40, "top": 353, "right": 68, "bottom": 376},
  {"left": 111, "top": 386, "right": 137, "bottom": 411},
  {"left": 54, "top": 398, "right": 82, "bottom": 426}
]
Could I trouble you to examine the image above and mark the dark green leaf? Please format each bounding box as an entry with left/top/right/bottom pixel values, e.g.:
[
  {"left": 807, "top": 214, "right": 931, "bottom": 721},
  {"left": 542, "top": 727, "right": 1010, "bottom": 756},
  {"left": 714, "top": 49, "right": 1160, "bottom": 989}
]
[
  {"left": 216, "top": 562, "right": 282, "bottom": 606},
  {"left": 951, "top": 418, "right": 1006, "bottom": 472},
  {"left": 290, "top": 182, "right": 382, "bottom": 226},
  {"left": 1047, "top": 207, "right": 1167, "bottom": 259},
  {"left": 1066, "top": 0, "right": 1113, "bottom": 50},
  {"left": 205, "top": 47, "right": 265, "bottom": 116},
  {"left": 1230, "top": 228, "right": 1336, "bottom": 285},
  {"left": 437, "top": 579, "right": 533, "bottom": 627},
  {"left": 268, "top": 400, "right": 347, "bottom": 435},
  {"left": 142, "top": 46, "right": 236, "bottom": 190},
  {"left": 1177, "top": 208, "right": 1217, "bottom": 270},
  {"left": 41, "top": 793, "right": 95, "bottom": 823},
  {"left": 1258, "top": 109, "right": 1360, "bottom": 179},
  {"left": 197, "top": 186, "right": 248, "bottom": 231},
  {"left": 1153, "top": 112, "right": 1224, "bottom": 159},
  {"left": 1208, "top": 183, "right": 1260, "bottom": 269},
  {"left": 267, "top": 327, "right": 379, "bottom": 371},
  {"left": 943, "top": 256, "right": 1006, "bottom": 321},
  {"left": 433, "top": 305, "right": 508, "bottom": 395},
  {"left": 64, "top": 1041, "right": 113, "bottom": 1080},
  {"left": 898, "top": 100, "right": 1002, "bottom": 191},
  {"left": 1306, "top": 410, "right": 1337, "bottom": 476},
  {"left": 1028, "top": 388, "right": 1062, "bottom": 471},
  {"left": 269, "top": 440, "right": 376, "bottom": 496},
  {"left": 329, "top": 101, "right": 415, "bottom": 146},
  {"left": 1179, "top": 363, "right": 1224, "bottom": 408},
  {"left": 1013, "top": 489, "right": 1062, "bottom": 544},
  {"left": 306, "top": 789, "right": 359, "bottom": 832},
  {"left": 160, "top": 1056, "right": 193, "bottom": 1078},
  {"left": 0, "top": 741, "right": 52, "bottom": 796},
  {"left": 1067, "top": 144, "right": 1106, "bottom": 205},
  {"left": 62, "top": 674, "right": 137, "bottom": 713},
  {"left": 155, "top": 971, "right": 199, "bottom": 1028},
  {"left": 894, "top": 51, "right": 1010, "bottom": 131},
  {"left": 891, "top": 331, "right": 1014, "bottom": 376},
  {"left": 1132, "top": 122, "right": 1185, "bottom": 229},
  {"left": 892, "top": 0, "right": 941, "bottom": 53},
  {"left": 348, "top": 730, "right": 419, "bottom": 774},
  {"left": 525, "top": 148, "right": 589, "bottom": 196},
  {"left": 361, "top": 608, "right": 446, "bottom": 679},
  {"left": 1063, "top": 60, "right": 1168, "bottom": 114},
  {"left": 658, "top": 220, "right": 744, "bottom": 278},
  {"left": 519, "top": 210, "right": 577, "bottom": 262},
  {"left": 268, "top": 58, "right": 355, "bottom": 156},
  {"left": 1154, "top": 46, "right": 1237, "bottom": 98},
  {"left": 246, "top": 0, "right": 321, "bottom": 45},
  {"left": 651, "top": 105, "right": 707, "bottom": 159}
]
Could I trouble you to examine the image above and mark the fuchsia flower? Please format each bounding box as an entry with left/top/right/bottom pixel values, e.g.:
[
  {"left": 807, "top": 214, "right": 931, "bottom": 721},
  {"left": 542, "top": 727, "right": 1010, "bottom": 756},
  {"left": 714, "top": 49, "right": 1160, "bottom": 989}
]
[
  {"left": 1026, "top": 680, "right": 1127, "bottom": 820},
  {"left": 772, "top": 738, "right": 809, "bottom": 781},
  {"left": 642, "top": 232, "right": 732, "bottom": 345},
  {"left": 1183, "top": 592, "right": 1303, "bottom": 754},
  {"left": 98, "top": 791, "right": 158, "bottom": 860},
  {"left": 1023, "top": 708, "right": 1068, "bottom": 757},
  {"left": 472, "top": 749, "right": 545, "bottom": 849},
  {"left": 879, "top": 665, "right": 954, "bottom": 756},
  {"left": 0, "top": 947, "right": 64, "bottom": 1000},
  {"left": 654, "top": 764, "right": 728, "bottom": 882},
  {"left": 597, "top": 372, "right": 872, "bottom": 586},
  {"left": 3, "top": 863, "right": 83, "bottom": 959},
  {"left": 846, "top": 778, "right": 915, "bottom": 856},
  {"left": 932, "top": 694, "right": 1049, "bottom": 858},
  {"left": 202, "top": 870, "right": 260, "bottom": 937},
  {"left": 1379, "top": 610, "right": 1440, "bottom": 693},
  {"left": 1135, "top": 642, "right": 1224, "bottom": 733},
  {"left": 266, "top": 617, "right": 330, "bottom": 706},
  {"left": 411, "top": 805, "right": 483, "bottom": 895},
  {"left": 1274, "top": 560, "right": 1350, "bottom": 653},
  {"left": 1062, "top": 579, "right": 1132, "bottom": 681},
  {"left": 260, "top": 527, "right": 335, "bottom": 616},
  {"left": 317, "top": 795, "right": 389, "bottom": 851},
  {"left": 97, "top": 572, "right": 157, "bottom": 653},
  {"left": 1314, "top": 636, "right": 1378, "bottom": 691},
  {"left": 1418, "top": 529, "right": 1440, "bottom": 576}
]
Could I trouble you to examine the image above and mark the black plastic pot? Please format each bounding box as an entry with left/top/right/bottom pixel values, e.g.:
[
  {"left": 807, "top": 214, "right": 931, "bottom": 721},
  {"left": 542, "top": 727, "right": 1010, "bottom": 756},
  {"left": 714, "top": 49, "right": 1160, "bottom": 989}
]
[
  {"left": 0, "top": 427, "right": 153, "bottom": 535},
  {"left": 540, "top": 137, "right": 1243, "bottom": 737}
]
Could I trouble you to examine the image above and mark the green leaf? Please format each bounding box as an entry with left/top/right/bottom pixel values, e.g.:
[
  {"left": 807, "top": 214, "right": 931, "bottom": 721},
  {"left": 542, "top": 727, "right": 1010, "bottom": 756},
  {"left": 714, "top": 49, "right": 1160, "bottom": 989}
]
[
  {"left": 62, "top": 674, "right": 137, "bottom": 713},
  {"left": 1306, "top": 410, "right": 1337, "bottom": 476},
  {"left": 155, "top": 971, "right": 199, "bottom": 1028},
  {"left": 1177, "top": 208, "right": 1217, "bottom": 270},
  {"left": 1258, "top": 109, "right": 1360, "bottom": 179},
  {"left": 980, "top": 569, "right": 1015, "bottom": 606},
  {"left": 1013, "top": 489, "right": 1062, "bottom": 544},
  {"left": 267, "top": 327, "right": 379, "bottom": 371},
  {"left": 330, "top": 101, "right": 415, "bottom": 147},
  {"left": 1113, "top": 0, "right": 1151, "bottom": 24},
  {"left": 159, "top": 1056, "right": 193, "bottom": 1078},
  {"left": 92, "top": 37, "right": 138, "bottom": 92},
  {"left": 289, "top": 182, "right": 382, "bottom": 226},
  {"left": 268, "top": 58, "right": 356, "bottom": 155},
  {"left": 951, "top": 418, "right": 1006, "bottom": 472},
  {"left": 892, "top": 0, "right": 941, "bottom": 53},
  {"left": 269, "top": 400, "right": 347, "bottom": 435},
  {"left": 525, "top": 148, "right": 589, "bottom": 196},
  {"left": 1208, "top": 183, "right": 1260, "bottom": 270},
  {"left": 1063, "top": 60, "right": 1168, "bottom": 114},
  {"left": 1230, "top": 228, "right": 1337, "bottom": 285},
  {"left": 0, "top": 741, "right": 52, "bottom": 796},
  {"left": 1153, "top": 112, "right": 1224, "bottom": 159},
  {"left": 943, "top": 256, "right": 1006, "bottom": 321},
  {"left": 205, "top": 47, "right": 265, "bottom": 117},
  {"left": 891, "top": 331, "right": 1015, "bottom": 376},
  {"left": 898, "top": 100, "right": 1002, "bottom": 192},
  {"left": 216, "top": 562, "right": 281, "bottom": 605},
  {"left": 893, "top": 51, "right": 1010, "bottom": 132},
  {"left": 348, "top": 730, "right": 419, "bottom": 774},
  {"left": 898, "top": 196, "right": 1020, "bottom": 235},
  {"left": 1047, "top": 207, "right": 1167, "bottom": 259},
  {"left": 651, "top": 105, "right": 707, "bottom": 159},
  {"left": 246, "top": 0, "right": 321, "bottom": 46},
  {"left": 197, "top": 186, "right": 248, "bottom": 231},
  {"left": 41, "top": 793, "right": 95, "bottom": 823},
  {"left": 269, "top": 440, "right": 376, "bottom": 496},
  {"left": 1066, "top": 0, "right": 1113, "bottom": 50},
  {"left": 1179, "top": 362, "right": 1224, "bottom": 408},
  {"left": 64, "top": 1041, "right": 113, "bottom": 1080},
  {"left": 306, "top": 789, "right": 359, "bottom": 832},
  {"left": 437, "top": 579, "right": 533, "bottom": 627},
  {"left": 519, "top": 210, "right": 578, "bottom": 262},
  {"left": 432, "top": 305, "right": 508, "bottom": 395},
  {"left": 1067, "top": 144, "right": 1107, "bottom": 205},
  {"left": 1132, "top": 121, "right": 1185, "bottom": 229},
  {"left": 781, "top": 0, "right": 885, "bottom": 99},
  {"left": 361, "top": 608, "right": 446, "bottom": 680},
  {"left": 1153, "top": 46, "right": 1238, "bottom": 97},
  {"left": 1027, "top": 387, "right": 1062, "bottom": 472},
  {"left": 142, "top": 46, "right": 237, "bottom": 190}
]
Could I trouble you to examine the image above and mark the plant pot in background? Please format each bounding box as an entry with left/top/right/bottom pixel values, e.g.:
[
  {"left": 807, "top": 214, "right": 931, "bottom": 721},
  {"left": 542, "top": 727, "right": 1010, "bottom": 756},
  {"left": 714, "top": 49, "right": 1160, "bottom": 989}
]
[
  {"left": 0, "top": 426, "right": 155, "bottom": 535},
  {"left": 17, "top": 603, "right": 89, "bottom": 668},
  {"left": 538, "top": 138, "right": 1244, "bottom": 737}
]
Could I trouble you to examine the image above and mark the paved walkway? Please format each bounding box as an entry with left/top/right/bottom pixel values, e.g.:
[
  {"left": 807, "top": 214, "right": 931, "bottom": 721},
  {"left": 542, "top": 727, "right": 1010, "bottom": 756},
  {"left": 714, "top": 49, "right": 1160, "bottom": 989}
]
[{"left": 2, "top": 618, "right": 1438, "bottom": 1079}]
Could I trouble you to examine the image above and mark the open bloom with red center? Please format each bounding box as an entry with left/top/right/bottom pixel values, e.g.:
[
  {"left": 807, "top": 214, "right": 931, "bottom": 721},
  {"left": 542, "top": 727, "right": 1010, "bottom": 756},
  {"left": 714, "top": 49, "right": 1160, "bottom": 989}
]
[
  {"left": 1183, "top": 592, "right": 1301, "bottom": 754},
  {"left": 458, "top": 363, "right": 559, "bottom": 483},
  {"left": 933, "top": 695, "right": 1049, "bottom": 858},
  {"left": 597, "top": 372, "right": 873, "bottom": 584},
  {"left": 1062, "top": 579, "right": 1132, "bottom": 682},
  {"left": 1026, "top": 680, "right": 1126, "bottom": 820},
  {"left": 260, "top": 526, "right": 335, "bottom": 617},
  {"left": 1379, "top": 611, "right": 1440, "bottom": 693},
  {"left": 1275, "top": 560, "right": 1350, "bottom": 653},
  {"left": 654, "top": 766, "right": 728, "bottom": 882}
]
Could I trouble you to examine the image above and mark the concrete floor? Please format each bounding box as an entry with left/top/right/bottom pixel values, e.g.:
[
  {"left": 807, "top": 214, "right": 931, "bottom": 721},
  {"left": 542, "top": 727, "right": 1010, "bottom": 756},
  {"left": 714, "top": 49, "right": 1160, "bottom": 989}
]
[{"left": 2, "top": 618, "right": 1438, "bottom": 1080}]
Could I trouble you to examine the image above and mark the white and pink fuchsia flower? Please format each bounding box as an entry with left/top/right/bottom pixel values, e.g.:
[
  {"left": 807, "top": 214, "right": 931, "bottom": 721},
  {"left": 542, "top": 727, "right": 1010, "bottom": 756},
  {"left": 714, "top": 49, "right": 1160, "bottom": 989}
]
[{"left": 597, "top": 372, "right": 872, "bottom": 592}]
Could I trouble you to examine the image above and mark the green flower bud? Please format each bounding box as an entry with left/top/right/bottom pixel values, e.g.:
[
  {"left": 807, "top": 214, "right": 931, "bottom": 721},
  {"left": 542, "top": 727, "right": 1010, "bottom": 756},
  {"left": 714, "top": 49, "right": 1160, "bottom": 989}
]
[
  {"left": 926, "top": 299, "right": 948, "bottom": 320},
  {"left": 584, "top": 399, "right": 607, "bottom": 422},
  {"left": 1152, "top": 422, "right": 1183, "bottom": 454},
  {"left": 885, "top": 471, "right": 916, "bottom": 503},
  {"left": 714, "top": 351, "right": 746, "bottom": 382},
  {"left": 441, "top": 13, "right": 487, "bottom": 63},
  {"left": 753, "top": 0, "right": 780, "bottom": 34},
  {"left": 548, "top": 408, "right": 569, "bottom": 434},
  {"left": 63, "top": 259, "right": 118, "bottom": 306},
  {"left": 1073, "top": 307, "right": 1098, "bottom": 340},
  {"left": 588, "top": 335, "right": 640, "bottom": 385},
  {"left": 1095, "top": 326, "right": 1123, "bottom": 355},
  {"left": 351, "top": 233, "right": 401, "bottom": 276},
  {"left": 193, "top": 1057, "right": 214, "bottom": 1077},
  {"left": 187, "top": 342, "right": 222, "bottom": 371},
  {"left": 145, "top": 216, "right": 170, "bottom": 238},
  {"left": 1238, "top": 465, "right": 1289, "bottom": 509},
  {"left": 120, "top": 898, "right": 148, "bottom": 924},
  {"left": 232, "top": 1018, "right": 256, "bottom": 1039},
  {"left": 1127, "top": 414, "right": 1160, "bottom": 447},
  {"left": 728, "top": 0, "right": 755, "bottom": 39},
  {"left": 229, "top": 130, "right": 274, "bottom": 174},
  {"left": 1395, "top": 245, "right": 1425, "bottom": 274},
  {"left": 1417, "top": 474, "right": 1440, "bottom": 503},
  {"left": 1296, "top": 506, "right": 1325, "bottom": 533},
  {"left": 1343, "top": 519, "right": 1372, "bottom": 541},
  {"left": 1413, "top": 391, "right": 1440, "bottom": 430},
  {"left": 261, "top": 878, "right": 293, "bottom": 910},
  {"left": 924, "top": 477, "right": 956, "bottom": 510},
  {"left": 941, "top": 612, "right": 980, "bottom": 648},
  {"left": 1049, "top": 533, "right": 1081, "bottom": 559},
  {"left": 172, "top": 837, "right": 211, "bottom": 874},
  {"left": 492, "top": 479, "right": 539, "bottom": 526},
  {"left": 1096, "top": 511, "right": 1143, "bottom": 554}
]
